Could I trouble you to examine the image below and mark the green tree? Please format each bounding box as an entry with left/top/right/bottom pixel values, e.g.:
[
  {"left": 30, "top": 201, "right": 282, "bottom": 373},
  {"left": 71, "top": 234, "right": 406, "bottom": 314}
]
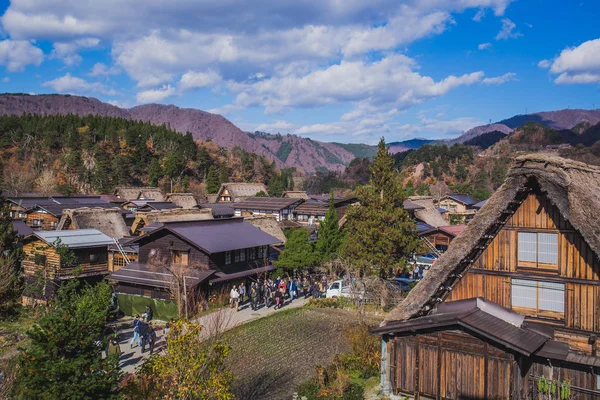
[
  {"left": 315, "top": 193, "right": 343, "bottom": 262},
  {"left": 275, "top": 229, "right": 318, "bottom": 271},
  {"left": 13, "top": 281, "right": 120, "bottom": 399},
  {"left": 0, "top": 199, "right": 21, "bottom": 315},
  {"left": 206, "top": 165, "right": 220, "bottom": 194},
  {"left": 132, "top": 320, "right": 232, "bottom": 399},
  {"left": 341, "top": 138, "right": 420, "bottom": 278},
  {"left": 196, "top": 145, "right": 212, "bottom": 179},
  {"left": 218, "top": 165, "right": 229, "bottom": 186},
  {"left": 148, "top": 157, "right": 162, "bottom": 187}
]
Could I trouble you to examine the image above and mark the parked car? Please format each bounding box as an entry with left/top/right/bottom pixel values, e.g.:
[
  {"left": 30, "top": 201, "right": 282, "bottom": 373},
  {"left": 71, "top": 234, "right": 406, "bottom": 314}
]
[
  {"left": 325, "top": 280, "right": 352, "bottom": 298},
  {"left": 389, "top": 277, "right": 417, "bottom": 292}
]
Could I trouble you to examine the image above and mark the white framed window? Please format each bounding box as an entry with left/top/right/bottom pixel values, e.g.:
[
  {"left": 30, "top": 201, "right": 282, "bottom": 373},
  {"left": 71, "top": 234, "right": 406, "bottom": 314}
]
[
  {"left": 512, "top": 279, "right": 564, "bottom": 317},
  {"left": 518, "top": 232, "right": 558, "bottom": 268},
  {"left": 240, "top": 249, "right": 246, "bottom": 262},
  {"left": 248, "top": 248, "right": 255, "bottom": 260}
]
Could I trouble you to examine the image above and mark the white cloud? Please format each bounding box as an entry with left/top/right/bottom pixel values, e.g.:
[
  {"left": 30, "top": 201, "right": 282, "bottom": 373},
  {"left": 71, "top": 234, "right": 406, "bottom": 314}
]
[
  {"left": 538, "top": 59, "right": 551, "bottom": 68},
  {"left": 543, "top": 39, "right": 600, "bottom": 85},
  {"left": 254, "top": 120, "right": 297, "bottom": 133},
  {"left": 42, "top": 73, "right": 116, "bottom": 95},
  {"left": 482, "top": 72, "right": 517, "bottom": 85},
  {"left": 107, "top": 99, "right": 131, "bottom": 108},
  {"left": 0, "top": 39, "right": 43, "bottom": 72},
  {"left": 473, "top": 9, "right": 486, "bottom": 21},
  {"left": 50, "top": 37, "right": 100, "bottom": 66},
  {"left": 88, "top": 62, "right": 120, "bottom": 77},
  {"left": 225, "top": 54, "right": 483, "bottom": 113},
  {"left": 495, "top": 18, "right": 522, "bottom": 40},
  {"left": 478, "top": 42, "right": 492, "bottom": 50},
  {"left": 136, "top": 84, "right": 176, "bottom": 104},
  {"left": 179, "top": 70, "right": 221, "bottom": 91},
  {"left": 2, "top": 77, "right": 9, "bottom": 83}
]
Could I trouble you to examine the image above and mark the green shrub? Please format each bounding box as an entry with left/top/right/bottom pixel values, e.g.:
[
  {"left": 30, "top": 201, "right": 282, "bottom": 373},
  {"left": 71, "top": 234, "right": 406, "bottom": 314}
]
[{"left": 307, "top": 298, "right": 338, "bottom": 308}]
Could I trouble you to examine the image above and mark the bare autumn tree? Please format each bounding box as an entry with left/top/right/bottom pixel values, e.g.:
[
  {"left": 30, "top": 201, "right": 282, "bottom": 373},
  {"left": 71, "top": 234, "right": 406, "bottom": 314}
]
[
  {"left": 36, "top": 169, "right": 58, "bottom": 196},
  {"left": 2, "top": 163, "right": 35, "bottom": 195},
  {"left": 430, "top": 180, "right": 449, "bottom": 203}
]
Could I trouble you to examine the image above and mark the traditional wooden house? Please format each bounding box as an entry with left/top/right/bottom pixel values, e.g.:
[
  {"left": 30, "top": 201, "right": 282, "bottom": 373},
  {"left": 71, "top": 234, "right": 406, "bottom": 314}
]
[
  {"left": 135, "top": 202, "right": 181, "bottom": 212},
  {"left": 199, "top": 203, "right": 235, "bottom": 219},
  {"left": 215, "top": 183, "right": 268, "bottom": 203},
  {"left": 6, "top": 195, "right": 108, "bottom": 220},
  {"left": 25, "top": 201, "right": 115, "bottom": 231},
  {"left": 404, "top": 196, "right": 447, "bottom": 228},
  {"left": 438, "top": 193, "right": 481, "bottom": 224},
  {"left": 129, "top": 208, "right": 213, "bottom": 236},
  {"left": 22, "top": 229, "right": 113, "bottom": 301},
  {"left": 165, "top": 193, "right": 199, "bottom": 209},
  {"left": 114, "top": 187, "right": 165, "bottom": 202},
  {"left": 376, "top": 155, "right": 600, "bottom": 399},
  {"left": 293, "top": 196, "right": 358, "bottom": 226},
  {"left": 419, "top": 224, "right": 468, "bottom": 252},
  {"left": 56, "top": 207, "right": 129, "bottom": 239},
  {"left": 107, "top": 218, "right": 282, "bottom": 317},
  {"left": 232, "top": 197, "right": 304, "bottom": 221}
]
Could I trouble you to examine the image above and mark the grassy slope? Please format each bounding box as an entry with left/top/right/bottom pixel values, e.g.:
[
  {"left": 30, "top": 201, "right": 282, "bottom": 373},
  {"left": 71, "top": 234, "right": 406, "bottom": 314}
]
[{"left": 223, "top": 307, "right": 372, "bottom": 400}]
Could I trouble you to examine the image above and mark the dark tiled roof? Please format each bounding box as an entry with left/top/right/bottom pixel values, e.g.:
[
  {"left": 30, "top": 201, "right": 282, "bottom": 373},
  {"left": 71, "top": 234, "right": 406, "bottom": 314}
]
[
  {"left": 199, "top": 203, "right": 235, "bottom": 217},
  {"left": 11, "top": 220, "right": 33, "bottom": 236},
  {"left": 30, "top": 201, "right": 116, "bottom": 217},
  {"left": 209, "top": 265, "right": 276, "bottom": 283},
  {"left": 145, "top": 218, "right": 282, "bottom": 254},
  {"left": 472, "top": 199, "right": 488, "bottom": 209},
  {"left": 416, "top": 221, "right": 435, "bottom": 234},
  {"left": 445, "top": 193, "right": 479, "bottom": 206},
  {"left": 233, "top": 197, "right": 303, "bottom": 211},
  {"left": 294, "top": 201, "right": 328, "bottom": 216},
  {"left": 137, "top": 202, "right": 181, "bottom": 211}
]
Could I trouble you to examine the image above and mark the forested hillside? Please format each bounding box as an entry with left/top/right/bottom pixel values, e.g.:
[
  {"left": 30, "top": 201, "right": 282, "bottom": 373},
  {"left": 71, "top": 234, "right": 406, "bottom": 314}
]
[{"left": 0, "top": 114, "right": 291, "bottom": 196}]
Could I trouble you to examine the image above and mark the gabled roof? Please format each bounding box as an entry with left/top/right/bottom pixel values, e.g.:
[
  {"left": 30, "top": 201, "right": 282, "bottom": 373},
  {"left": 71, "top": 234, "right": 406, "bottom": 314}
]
[
  {"left": 199, "top": 203, "right": 235, "bottom": 218},
  {"left": 442, "top": 193, "right": 479, "bottom": 206},
  {"left": 114, "top": 187, "right": 165, "bottom": 202},
  {"left": 420, "top": 224, "right": 468, "bottom": 238},
  {"left": 166, "top": 193, "right": 198, "bottom": 209},
  {"left": 233, "top": 197, "right": 304, "bottom": 211},
  {"left": 32, "top": 229, "right": 113, "bottom": 248},
  {"left": 386, "top": 154, "right": 600, "bottom": 323},
  {"left": 409, "top": 196, "right": 447, "bottom": 228},
  {"left": 215, "top": 182, "right": 268, "bottom": 201},
  {"left": 130, "top": 208, "right": 213, "bottom": 235},
  {"left": 137, "top": 202, "right": 181, "bottom": 211},
  {"left": 12, "top": 220, "right": 33, "bottom": 237},
  {"left": 135, "top": 218, "right": 282, "bottom": 254},
  {"left": 244, "top": 215, "right": 287, "bottom": 244},
  {"left": 472, "top": 199, "right": 488, "bottom": 209},
  {"left": 415, "top": 221, "right": 435, "bottom": 234},
  {"left": 56, "top": 208, "right": 129, "bottom": 239},
  {"left": 26, "top": 201, "right": 116, "bottom": 217},
  {"left": 403, "top": 199, "right": 425, "bottom": 211},
  {"left": 107, "top": 262, "right": 215, "bottom": 289}
]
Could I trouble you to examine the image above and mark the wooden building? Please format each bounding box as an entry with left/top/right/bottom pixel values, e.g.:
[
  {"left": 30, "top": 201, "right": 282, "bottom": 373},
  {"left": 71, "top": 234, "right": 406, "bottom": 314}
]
[
  {"left": 404, "top": 196, "right": 447, "bottom": 228},
  {"left": 107, "top": 218, "right": 281, "bottom": 310},
  {"left": 22, "top": 229, "right": 113, "bottom": 301},
  {"left": 129, "top": 208, "right": 213, "bottom": 236},
  {"left": 56, "top": 207, "right": 129, "bottom": 239},
  {"left": 378, "top": 155, "right": 600, "bottom": 399},
  {"left": 6, "top": 195, "right": 109, "bottom": 220},
  {"left": 419, "top": 224, "right": 467, "bottom": 252},
  {"left": 232, "top": 197, "right": 304, "bottom": 221},
  {"left": 438, "top": 193, "right": 481, "bottom": 224},
  {"left": 293, "top": 196, "right": 358, "bottom": 226},
  {"left": 214, "top": 183, "right": 268, "bottom": 203}
]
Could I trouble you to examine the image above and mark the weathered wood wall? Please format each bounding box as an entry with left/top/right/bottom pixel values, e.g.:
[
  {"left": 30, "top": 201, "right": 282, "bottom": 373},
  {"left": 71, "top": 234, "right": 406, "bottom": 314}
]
[{"left": 26, "top": 211, "right": 59, "bottom": 230}]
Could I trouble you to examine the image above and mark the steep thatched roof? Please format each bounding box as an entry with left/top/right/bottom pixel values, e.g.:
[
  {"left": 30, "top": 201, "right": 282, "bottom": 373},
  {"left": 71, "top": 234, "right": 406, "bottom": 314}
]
[
  {"left": 216, "top": 182, "right": 268, "bottom": 201},
  {"left": 205, "top": 194, "right": 218, "bottom": 203},
  {"left": 114, "top": 187, "right": 165, "bottom": 201},
  {"left": 130, "top": 208, "right": 213, "bottom": 235},
  {"left": 244, "top": 215, "right": 287, "bottom": 244},
  {"left": 56, "top": 207, "right": 129, "bottom": 239},
  {"left": 385, "top": 154, "right": 600, "bottom": 324},
  {"left": 409, "top": 196, "right": 447, "bottom": 227},
  {"left": 166, "top": 193, "right": 198, "bottom": 209}
]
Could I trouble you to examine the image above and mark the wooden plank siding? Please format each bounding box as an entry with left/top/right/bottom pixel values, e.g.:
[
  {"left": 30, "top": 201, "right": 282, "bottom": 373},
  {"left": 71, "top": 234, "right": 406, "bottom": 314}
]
[
  {"left": 445, "top": 192, "right": 600, "bottom": 355},
  {"left": 26, "top": 211, "right": 59, "bottom": 230},
  {"left": 390, "top": 330, "right": 517, "bottom": 399}
]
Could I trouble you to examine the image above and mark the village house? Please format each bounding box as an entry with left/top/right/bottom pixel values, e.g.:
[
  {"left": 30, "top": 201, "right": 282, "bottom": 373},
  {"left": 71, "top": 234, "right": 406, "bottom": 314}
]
[
  {"left": 129, "top": 208, "right": 213, "bottom": 236},
  {"left": 22, "top": 229, "right": 113, "bottom": 302},
  {"left": 165, "top": 193, "right": 199, "bottom": 209},
  {"left": 419, "top": 224, "right": 468, "bottom": 253},
  {"left": 107, "top": 218, "right": 282, "bottom": 318},
  {"left": 5, "top": 195, "right": 110, "bottom": 220},
  {"left": 56, "top": 207, "right": 129, "bottom": 239},
  {"left": 232, "top": 197, "right": 304, "bottom": 221},
  {"left": 281, "top": 190, "right": 309, "bottom": 199},
  {"left": 375, "top": 155, "right": 600, "bottom": 399},
  {"left": 215, "top": 182, "right": 268, "bottom": 203},
  {"left": 404, "top": 196, "right": 447, "bottom": 228},
  {"left": 114, "top": 187, "right": 165, "bottom": 202},
  {"left": 24, "top": 200, "right": 116, "bottom": 231},
  {"left": 293, "top": 196, "right": 358, "bottom": 226},
  {"left": 438, "top": 193, "right": 481, "bottom": 224}
]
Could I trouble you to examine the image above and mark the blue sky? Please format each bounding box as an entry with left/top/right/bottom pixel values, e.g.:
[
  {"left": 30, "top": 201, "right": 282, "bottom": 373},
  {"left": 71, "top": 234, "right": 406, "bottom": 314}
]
[{"left": 0, "top": 0, "right": 599, "bottom": 144}]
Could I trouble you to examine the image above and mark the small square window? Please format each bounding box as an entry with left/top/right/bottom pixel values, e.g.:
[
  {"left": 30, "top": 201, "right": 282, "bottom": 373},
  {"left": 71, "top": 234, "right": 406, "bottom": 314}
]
[{"left": 34, "top": 254, "right": 46, "bottom": 266}]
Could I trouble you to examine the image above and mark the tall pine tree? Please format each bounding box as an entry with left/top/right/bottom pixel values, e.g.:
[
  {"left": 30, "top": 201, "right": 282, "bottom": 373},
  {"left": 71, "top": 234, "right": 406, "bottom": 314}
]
[
  {"left": 316, "top": 192, "right": 343, "bottom": 262},
  {"left": 205, "top": 165, "right": 220, "bottom": 194},
  {"left": 341, "top": 138, "right": 420, "bottom": 278}
]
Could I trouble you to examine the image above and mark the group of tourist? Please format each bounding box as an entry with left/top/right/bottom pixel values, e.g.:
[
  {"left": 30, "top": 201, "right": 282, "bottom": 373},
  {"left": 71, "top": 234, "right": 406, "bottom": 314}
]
[
  {"left": 229, "top": 275, "right": 330, "bottom": 311},
  {"left": 129, "top": 313, "right": 158, "bottom": 354}
]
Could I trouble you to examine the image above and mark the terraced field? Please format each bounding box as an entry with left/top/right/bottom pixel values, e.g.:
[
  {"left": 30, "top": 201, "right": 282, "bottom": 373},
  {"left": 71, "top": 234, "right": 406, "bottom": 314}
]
[{"left": 224, "top": 307, "right": 375, "bottom": 400}]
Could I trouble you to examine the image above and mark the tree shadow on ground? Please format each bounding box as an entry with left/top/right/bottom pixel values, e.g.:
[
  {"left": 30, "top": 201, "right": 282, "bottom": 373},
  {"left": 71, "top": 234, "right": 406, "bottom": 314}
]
[{"left": 233, "top": 369, "right": 294, "bottom": 400}]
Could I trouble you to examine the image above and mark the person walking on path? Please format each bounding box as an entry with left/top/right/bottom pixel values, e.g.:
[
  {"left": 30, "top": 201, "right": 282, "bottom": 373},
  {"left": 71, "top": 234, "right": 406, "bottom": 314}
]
[
  {"left": 302, "top": 277, "right": 310, "bottom": 299},
  {"left": 142, "top": 305, "right": 152, "bottom": 322},
  {"left": 139, "top": 321, "right": 149, "bottom": 353},
  {"left": 230, "top": 285, "right": 240, "bottom": 311},
  {"left": 274, "top": 288, "right": 283, "bottom": 310},
  {"left": 239, "top": 282, "right": 246, "bottom": 306},
  {"left": 288, "top": 278, "right": 297, "bottom": 303},
  {"left": 148, "top": 324, "right": 157, "bottom": 355},
  {"left": 250, "top": 287, "right": 259, "bottom": 311},
  {"left": 264, "top": 282, "right": 273, "bottom": 308},
  {"left": 130, "top": 315, "right": 142, "bottom": 348}
]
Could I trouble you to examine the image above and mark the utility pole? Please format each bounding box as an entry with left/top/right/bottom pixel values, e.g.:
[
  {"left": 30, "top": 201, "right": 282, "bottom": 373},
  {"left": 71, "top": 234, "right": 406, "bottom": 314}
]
[{"left": 183, "top": 276, "right": 188, "bottom": 320}]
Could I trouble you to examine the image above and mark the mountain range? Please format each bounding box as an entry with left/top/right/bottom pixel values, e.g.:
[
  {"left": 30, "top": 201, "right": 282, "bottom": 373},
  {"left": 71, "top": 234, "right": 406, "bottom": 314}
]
[{"left": 2, "top": 93, "right": 600, "bottom": 172}]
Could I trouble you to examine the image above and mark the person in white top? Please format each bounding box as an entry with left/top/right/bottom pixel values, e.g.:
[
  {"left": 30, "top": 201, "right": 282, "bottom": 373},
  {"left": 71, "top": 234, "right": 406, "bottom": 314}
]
[{"left": 230, "top": 285, "right": 240, "bottom": 312}]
